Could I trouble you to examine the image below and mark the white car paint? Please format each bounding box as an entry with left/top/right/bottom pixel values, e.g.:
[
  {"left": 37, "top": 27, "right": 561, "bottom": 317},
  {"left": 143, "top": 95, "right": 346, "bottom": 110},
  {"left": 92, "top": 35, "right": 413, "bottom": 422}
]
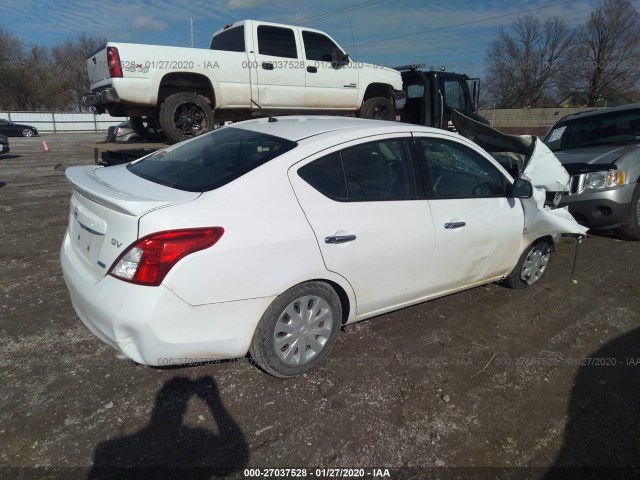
[{"left": 60, "top": 116, "right": 587, "bottom": 373}]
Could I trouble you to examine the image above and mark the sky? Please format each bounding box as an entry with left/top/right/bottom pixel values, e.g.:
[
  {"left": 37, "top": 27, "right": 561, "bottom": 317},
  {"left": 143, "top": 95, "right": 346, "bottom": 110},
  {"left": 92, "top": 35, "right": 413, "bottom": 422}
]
[{"left": 0, "top": 0, "right": 606, "bottom": 79}]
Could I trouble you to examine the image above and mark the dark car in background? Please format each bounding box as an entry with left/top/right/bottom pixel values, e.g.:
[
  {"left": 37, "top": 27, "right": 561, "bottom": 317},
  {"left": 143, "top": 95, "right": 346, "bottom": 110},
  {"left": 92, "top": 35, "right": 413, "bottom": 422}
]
[
  {"left": 0, "top": 119, "right": 38, "bottom": 137},
  {"left": 106, "top": 121, "right": 139, "bottom": 143},
  {"left": 0, "top": 134, "right": 9, "bottom": 155},
  {"left": 544, "top": 103, "right": 640, "bottom": 240}
]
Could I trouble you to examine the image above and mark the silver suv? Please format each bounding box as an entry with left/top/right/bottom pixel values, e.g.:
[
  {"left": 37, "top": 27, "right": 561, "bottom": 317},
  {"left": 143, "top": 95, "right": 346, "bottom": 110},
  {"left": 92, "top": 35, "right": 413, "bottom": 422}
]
[{"left": 544, "top": 103, "right": 640, "bottom": 240}]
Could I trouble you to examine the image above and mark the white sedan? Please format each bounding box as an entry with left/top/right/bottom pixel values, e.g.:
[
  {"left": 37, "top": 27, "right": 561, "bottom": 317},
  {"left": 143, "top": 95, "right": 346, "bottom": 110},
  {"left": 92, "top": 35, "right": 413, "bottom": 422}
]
[{"left": 60, "top": 116, "right": 586, "bottom": 377}]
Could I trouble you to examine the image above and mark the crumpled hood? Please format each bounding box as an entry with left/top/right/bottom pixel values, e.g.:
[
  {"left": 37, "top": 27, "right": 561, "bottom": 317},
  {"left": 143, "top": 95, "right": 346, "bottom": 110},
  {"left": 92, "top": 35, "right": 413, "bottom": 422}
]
[
  {"left": 452, "top": 110, "right": 588, "bottom": 239},
  {"left": 521, "top": 138, "right": 570, "bottom": 192}
]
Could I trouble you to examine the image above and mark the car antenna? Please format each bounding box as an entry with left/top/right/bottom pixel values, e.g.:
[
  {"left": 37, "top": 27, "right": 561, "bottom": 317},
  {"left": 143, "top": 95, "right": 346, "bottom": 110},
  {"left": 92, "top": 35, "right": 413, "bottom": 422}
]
[
  {"left": 251, "top": 100, "right": 278, "bottom": 122},
  {"left": 571, "top": 235, "right": 584, "bottom": 284}
]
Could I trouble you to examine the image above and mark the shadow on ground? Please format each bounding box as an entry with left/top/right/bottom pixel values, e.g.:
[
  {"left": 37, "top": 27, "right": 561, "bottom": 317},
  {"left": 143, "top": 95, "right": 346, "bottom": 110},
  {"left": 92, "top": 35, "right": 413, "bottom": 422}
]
[
  {"left": 544, "top": 327, "right": 640, "bottom": 479},
  {"left": 87, "top": 376, "right": 249, "bottom": 479}
]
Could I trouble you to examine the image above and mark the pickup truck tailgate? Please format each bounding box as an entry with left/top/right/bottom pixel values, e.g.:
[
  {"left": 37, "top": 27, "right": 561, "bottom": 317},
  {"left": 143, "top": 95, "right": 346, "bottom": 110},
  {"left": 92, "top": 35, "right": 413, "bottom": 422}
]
[{"left": 86, "top": 46, "right": 110, "bottom": 85}]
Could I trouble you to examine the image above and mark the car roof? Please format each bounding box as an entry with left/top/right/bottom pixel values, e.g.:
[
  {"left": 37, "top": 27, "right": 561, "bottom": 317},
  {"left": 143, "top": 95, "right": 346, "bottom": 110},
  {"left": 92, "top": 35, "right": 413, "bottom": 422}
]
[
  {"left": 225, "top": 115, "right": 442, "bottom": 142},
  {"left": 556, "top": 102, "right": 640, "bottom": 123}
]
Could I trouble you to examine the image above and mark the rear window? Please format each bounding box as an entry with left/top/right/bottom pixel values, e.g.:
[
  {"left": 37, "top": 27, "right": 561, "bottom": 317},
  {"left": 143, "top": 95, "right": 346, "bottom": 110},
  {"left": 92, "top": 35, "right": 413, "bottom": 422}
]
[
  {"left": 210, "top": 25, "right": 245, "bottom": 52},
  {"left": 128, "top": 127, "right": 297, "bottom": 192}
]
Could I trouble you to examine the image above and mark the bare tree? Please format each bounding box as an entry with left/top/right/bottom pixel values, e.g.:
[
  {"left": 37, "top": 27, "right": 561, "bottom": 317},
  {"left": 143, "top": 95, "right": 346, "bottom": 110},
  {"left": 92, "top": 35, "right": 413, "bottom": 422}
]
[
  {"left": 51, "top": 33, "right": 106, "bottom": 111},
  {"left": 0, "top": 27, "right": 28, "bottom": 110},
  {"left": 569, "top": 0, "right": 640, "bottom": 106},
  {"left": 485, "top": 14, "right": 574, "bottom": 108}
]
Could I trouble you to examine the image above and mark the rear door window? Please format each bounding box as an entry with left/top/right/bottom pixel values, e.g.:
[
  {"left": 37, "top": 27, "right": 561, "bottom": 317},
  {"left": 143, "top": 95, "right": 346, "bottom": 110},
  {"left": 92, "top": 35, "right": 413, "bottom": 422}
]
[
  {"left": 128, "top": 127, "right": 296, "bottom": 192},
  {"left": 298, "top": 138, "right": 415, "bottom": 201}
]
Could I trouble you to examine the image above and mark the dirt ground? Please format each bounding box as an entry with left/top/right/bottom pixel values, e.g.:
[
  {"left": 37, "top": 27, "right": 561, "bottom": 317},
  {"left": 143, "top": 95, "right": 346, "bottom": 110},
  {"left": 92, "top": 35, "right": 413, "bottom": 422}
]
[{"left": 1, "top": 134, "right": 639, "bottom": 480}]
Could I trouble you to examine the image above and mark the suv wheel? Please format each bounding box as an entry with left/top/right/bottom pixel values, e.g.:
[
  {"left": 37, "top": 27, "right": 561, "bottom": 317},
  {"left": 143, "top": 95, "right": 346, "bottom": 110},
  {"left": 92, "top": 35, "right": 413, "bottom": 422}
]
[{"left": 616, "top": 184, "right": 640, "bottom": 240}]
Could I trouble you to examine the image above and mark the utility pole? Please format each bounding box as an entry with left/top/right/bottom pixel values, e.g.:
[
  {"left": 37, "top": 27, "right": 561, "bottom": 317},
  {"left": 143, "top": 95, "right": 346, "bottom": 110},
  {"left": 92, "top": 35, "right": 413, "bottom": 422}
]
[{"left": 190, "top": 17, "right": 194, "bottom": 48}]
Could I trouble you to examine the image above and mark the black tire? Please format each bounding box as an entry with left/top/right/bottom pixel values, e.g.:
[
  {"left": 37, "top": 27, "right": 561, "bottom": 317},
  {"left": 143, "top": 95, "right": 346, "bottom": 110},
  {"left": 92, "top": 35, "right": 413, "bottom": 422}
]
[
  {"left": 501, "top": 238, "right": 553, "bottom": 289},
  {"left": 616, "top": 184, "right": 640, "bottom": 241},
  {"left": 159, "top": 92, "right": 215, "bottom": 144},
  {"left": 22, "top": 128, "right": 34, "bottom": 137},
  {"left": 358, "top": 97, "right": 395, "bottom": 120},
  {"left": 249, "top": 281, "right": 342, "bottom": 377},
  {"left": 129, "top": 116, "right": 166, "bottom": 142}
]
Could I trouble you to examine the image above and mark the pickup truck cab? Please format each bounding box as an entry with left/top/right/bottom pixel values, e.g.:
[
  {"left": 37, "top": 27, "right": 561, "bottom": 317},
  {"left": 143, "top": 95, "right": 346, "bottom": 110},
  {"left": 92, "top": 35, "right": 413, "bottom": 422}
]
[{"left": 84, "top": 20, "right": 403, "bottom": 143}]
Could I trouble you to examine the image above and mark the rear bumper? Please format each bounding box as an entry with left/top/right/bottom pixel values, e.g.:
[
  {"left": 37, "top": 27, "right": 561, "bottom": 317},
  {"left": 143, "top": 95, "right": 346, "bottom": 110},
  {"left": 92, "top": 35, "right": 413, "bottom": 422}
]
[
  {"left": 559, "top": 183, "right": 635, "bottom": 229},
  {"left": 60, "top": 231, "right": 273, "bottom": 366},
  {"left": 83, "top": 88, "right": 120, "bottom": 107}
]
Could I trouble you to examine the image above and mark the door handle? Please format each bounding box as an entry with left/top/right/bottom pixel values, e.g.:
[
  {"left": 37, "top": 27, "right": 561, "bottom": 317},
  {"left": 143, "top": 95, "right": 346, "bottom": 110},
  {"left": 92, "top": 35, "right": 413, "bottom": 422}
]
[
  {"left": 262, "top": 62, "right": 274, "bottom": 70},
  {"left": 325, "top": 234, "right": 356, "bottom": 244},
  {"left": 444, "top": 221, "right": 466, "bottom": 229},
  {"left": 307, "top": 66, "right": 318, "bottom": 73}
]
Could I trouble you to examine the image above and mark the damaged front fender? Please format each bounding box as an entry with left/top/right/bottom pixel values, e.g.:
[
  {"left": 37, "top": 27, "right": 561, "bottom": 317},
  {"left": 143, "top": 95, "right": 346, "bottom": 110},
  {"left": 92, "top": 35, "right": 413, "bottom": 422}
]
[{"left": 452, "top": 110, "right": 588, "bottom": 244}]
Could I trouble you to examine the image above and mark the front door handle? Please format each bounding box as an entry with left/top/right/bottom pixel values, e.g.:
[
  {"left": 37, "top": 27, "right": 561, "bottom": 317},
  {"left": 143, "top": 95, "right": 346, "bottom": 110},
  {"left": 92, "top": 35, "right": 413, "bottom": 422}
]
[
  {"left": 325, "top": 234, "right": 357, "bottom": 244},
  {"left": 444, "top": 221, "right": 466, "bottom": 229},
  {"left": 262, "top": 62, "right": 274, "bottom": 70},
  {"left": 307, "top": 66, "right": 318, "bottom": 73}
]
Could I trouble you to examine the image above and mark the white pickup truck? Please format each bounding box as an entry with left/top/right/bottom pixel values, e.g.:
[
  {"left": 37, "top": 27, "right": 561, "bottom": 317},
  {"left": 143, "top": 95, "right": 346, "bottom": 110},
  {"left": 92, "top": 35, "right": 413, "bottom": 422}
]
[{"left": 84, "top": 19, "right": 404, "bottom": 143}]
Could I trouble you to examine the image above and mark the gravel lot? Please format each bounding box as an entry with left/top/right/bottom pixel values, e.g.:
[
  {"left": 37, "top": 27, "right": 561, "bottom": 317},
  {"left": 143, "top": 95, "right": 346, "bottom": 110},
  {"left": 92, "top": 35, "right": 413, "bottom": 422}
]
[{"left": 1, "top": 133, "right": 639, "bottom": 480}]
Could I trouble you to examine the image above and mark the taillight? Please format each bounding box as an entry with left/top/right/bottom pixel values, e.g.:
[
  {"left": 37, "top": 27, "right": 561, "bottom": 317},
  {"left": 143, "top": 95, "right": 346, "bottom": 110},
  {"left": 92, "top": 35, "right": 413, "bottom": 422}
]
[
  {"left": 106, "top": 47, "right": 123, "bottom": 78},
  {"left": 109, "top": 228, "right": 224, "bottom": 286}
]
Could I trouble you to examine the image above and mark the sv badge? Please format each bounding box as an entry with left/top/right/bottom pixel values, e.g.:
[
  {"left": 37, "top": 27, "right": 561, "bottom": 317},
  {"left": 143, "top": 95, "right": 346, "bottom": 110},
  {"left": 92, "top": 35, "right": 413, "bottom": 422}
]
[{"left": 111, "top": 238, "right": 123, "bottom": 248}]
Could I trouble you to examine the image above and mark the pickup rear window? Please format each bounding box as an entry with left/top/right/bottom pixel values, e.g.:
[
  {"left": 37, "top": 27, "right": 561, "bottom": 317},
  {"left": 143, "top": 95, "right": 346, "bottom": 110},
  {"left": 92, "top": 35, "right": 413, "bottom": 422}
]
[
  {"left": 210, "top": 25, "right": 245, "bottom": 52},
  {"left": 128, "top": 127, "right": 297, "bottom": 192}
]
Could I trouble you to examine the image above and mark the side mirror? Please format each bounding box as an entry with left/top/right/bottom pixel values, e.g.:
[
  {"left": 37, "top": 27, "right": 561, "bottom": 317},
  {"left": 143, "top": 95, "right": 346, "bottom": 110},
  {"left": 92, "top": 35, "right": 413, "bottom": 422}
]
[
  {"left": 331, "top": 49, "right": 348, "bottom": 66},
  {"left": 511, "top": 178, "right": 533, "bottom": 198}
]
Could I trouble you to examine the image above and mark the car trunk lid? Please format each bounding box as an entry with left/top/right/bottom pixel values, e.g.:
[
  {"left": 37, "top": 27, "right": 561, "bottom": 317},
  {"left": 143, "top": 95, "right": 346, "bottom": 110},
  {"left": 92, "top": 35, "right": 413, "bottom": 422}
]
[{"left": 65, "top": 165, "right": 200, "bottom": 281}]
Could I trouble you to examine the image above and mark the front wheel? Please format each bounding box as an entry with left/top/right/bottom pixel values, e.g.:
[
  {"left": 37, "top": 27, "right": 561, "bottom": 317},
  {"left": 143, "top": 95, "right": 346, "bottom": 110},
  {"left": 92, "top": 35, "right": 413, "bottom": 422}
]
[
  {"left": 250, "top": 282, "right": 342, "bottom": 377},
  {"left": 358, "top": 97, "right": 395, "bottom": 120},
  {"left": 501, "top": 238, "right": 552, "bottom": 289},
  {"left": 22, "top": 128, "right": 34, "bottom": 137},
  {"left": 616, "top": 184, "right": 640, "bottom": 240},
  {"left": 159, "top": 92, "right": 215, "bottom": 144}
]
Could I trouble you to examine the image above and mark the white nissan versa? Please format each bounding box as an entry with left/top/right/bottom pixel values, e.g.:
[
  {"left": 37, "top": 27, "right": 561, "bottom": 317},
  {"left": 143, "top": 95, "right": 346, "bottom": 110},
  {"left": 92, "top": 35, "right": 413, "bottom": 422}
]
[{"left": 60, "top": 116, "right": 587, "bottom": 377}]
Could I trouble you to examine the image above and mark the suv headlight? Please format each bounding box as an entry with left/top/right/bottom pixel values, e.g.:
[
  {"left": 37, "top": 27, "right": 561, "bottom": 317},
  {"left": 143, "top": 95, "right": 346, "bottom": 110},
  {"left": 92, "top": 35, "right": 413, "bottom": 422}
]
[{"left": 583, "top": 170, "right": 625, "bottom": 190}]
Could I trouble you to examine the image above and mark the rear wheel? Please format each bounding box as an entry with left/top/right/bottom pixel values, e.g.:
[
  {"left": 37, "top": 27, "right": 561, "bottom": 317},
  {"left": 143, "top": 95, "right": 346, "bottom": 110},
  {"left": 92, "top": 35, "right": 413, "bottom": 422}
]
[
  {"left": 501, "top": 238, "right": 552, "bottom": 289},
  {"left": 129, "top": 116, "right": 165, "bottom": 142},
  {"left": 616, "top": 184, "right": 640, "bottom": 240},
  {"left": 250, "top": 282, "right": 342, "bottom": 377},
  {"left": 358, "top": 97, "right": 395, "bottom": 120},
  {"left": 159, "top": 92, "right": 215, "bottom": 144}
]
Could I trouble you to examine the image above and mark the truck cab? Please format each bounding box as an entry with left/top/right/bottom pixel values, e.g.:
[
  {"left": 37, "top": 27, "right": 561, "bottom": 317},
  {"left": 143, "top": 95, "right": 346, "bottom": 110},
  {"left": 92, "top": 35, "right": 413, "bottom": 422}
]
[{"left": 397, "top": 65, "right": 486, "bottom": 129}]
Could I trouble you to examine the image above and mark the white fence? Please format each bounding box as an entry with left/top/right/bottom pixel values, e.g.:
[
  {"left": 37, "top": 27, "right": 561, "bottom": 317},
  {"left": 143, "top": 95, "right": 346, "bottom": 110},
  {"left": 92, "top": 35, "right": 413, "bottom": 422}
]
[{"left": 0, "top": 112, "right": 128, "bottom": 132}]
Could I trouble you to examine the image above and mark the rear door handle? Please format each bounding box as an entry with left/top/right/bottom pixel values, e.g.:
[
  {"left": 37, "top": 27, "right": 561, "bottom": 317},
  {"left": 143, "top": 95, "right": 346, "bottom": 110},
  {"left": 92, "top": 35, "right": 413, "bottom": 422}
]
[
  {"left": 325, "top": 234, "right": 356, "bottom": 244},
  {"left": 444, "top": 221, "right": 466, "bottom": 229},
  {"left": 307, "top": 66, "right": 318, "bottom": 73},
  {"left": 262, "top": 62, "right": 274, "bottom": 70}
]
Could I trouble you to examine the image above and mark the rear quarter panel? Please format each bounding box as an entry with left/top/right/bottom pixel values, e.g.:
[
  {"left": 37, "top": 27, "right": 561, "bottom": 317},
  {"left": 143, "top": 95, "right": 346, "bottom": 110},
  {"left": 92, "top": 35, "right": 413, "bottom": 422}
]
[{"left": 138, "top": 157, "right": 351, "bottom": 307}]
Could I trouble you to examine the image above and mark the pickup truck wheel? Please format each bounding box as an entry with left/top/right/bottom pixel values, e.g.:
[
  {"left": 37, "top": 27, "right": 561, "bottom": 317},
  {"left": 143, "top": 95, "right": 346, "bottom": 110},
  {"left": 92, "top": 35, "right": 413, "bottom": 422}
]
[
  {"left": 616, "top": 184, "right": 640, "bottom": 241},
  {"left": 358, "top": 97, "right": 395, "bottom": 121},
  {"left": 130, "top": 116, "right": 166, "bottom": 142},
  {"left": 159, "top": 92, "right": 214, "bottom": 144}
]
